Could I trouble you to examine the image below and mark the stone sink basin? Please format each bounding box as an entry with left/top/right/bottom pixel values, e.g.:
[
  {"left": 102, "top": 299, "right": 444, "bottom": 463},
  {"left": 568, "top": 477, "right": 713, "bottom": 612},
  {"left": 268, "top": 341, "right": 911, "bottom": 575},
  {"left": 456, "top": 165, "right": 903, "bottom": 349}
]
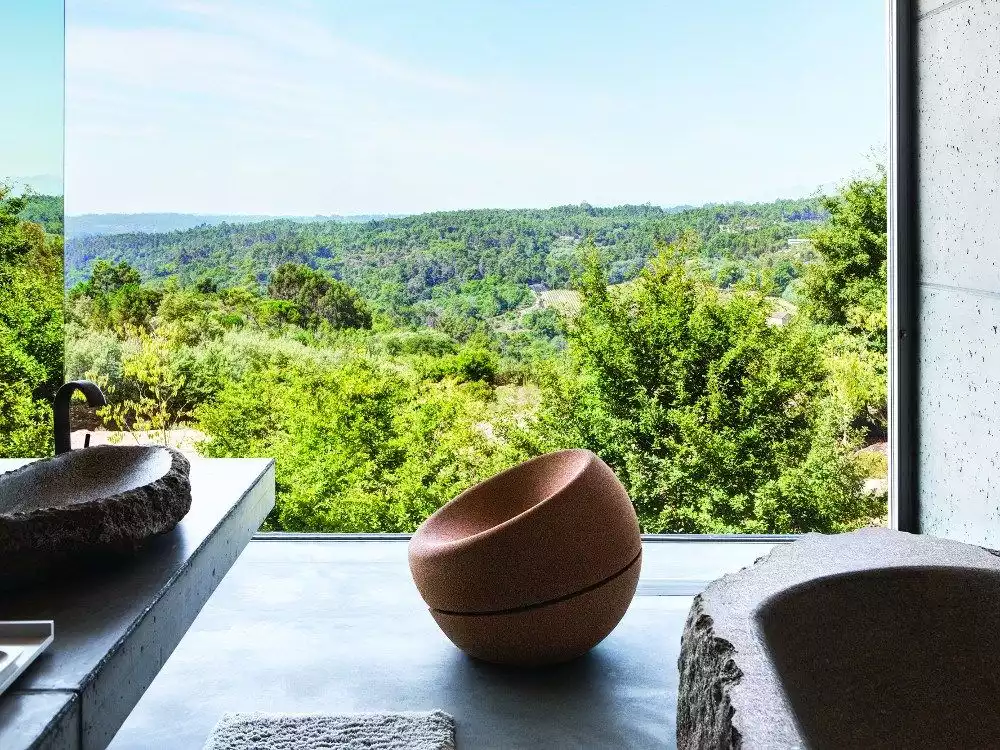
[
  {"left": 677, "top": 529, "right": 1000, "bottom": 750},
  {"left": 0, "top": 446, "right": 192, "bottom": 590}
]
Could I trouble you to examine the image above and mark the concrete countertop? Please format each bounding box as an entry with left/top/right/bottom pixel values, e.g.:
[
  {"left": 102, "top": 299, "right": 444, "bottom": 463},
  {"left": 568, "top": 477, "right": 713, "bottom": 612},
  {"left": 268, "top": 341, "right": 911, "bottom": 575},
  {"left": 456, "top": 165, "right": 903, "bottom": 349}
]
[
  {"left": 0, "top": 457, "right": 275, "bottom": 750},
  {"left": 111, "top": 537, "right": 788, "bottom": 749}
]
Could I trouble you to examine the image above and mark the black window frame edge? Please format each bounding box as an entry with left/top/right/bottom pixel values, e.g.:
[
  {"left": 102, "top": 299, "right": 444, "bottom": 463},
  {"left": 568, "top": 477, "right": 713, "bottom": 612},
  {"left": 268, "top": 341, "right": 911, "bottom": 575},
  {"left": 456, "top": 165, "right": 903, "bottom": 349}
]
[{"left": 888, "top": 0, "right": 919, "bottom": 533}]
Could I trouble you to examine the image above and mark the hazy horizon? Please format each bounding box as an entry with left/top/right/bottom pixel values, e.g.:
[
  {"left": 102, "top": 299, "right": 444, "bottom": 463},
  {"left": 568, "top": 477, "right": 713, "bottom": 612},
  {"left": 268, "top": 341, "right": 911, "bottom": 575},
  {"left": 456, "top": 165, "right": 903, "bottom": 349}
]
[{"left": 63, "top": 187, "right": 837, "bottom": 220}]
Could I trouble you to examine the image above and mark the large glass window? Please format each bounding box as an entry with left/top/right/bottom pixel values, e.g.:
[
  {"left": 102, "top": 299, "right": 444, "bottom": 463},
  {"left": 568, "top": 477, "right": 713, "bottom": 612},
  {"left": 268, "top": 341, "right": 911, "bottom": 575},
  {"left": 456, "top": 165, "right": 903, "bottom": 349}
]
[{"left": 60, "top": 0, "right": 888, "bottom": 534}]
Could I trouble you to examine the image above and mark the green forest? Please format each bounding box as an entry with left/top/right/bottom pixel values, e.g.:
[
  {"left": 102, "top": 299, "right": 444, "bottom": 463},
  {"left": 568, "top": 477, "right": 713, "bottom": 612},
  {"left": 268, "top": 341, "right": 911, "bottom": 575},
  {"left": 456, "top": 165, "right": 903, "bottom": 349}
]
[{"left": 1, "top": 176, "right": 888, "bottom": 534}]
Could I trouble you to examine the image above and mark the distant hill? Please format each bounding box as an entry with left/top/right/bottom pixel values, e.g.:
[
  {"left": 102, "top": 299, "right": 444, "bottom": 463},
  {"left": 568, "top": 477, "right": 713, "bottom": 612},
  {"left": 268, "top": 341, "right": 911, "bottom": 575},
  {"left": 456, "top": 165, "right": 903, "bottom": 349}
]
[
  {"left": 66, "top": 212, "right": 396, "bottom": 237},
  {"left": 64, "top": 199, "right": 827, "bottom": 304}
]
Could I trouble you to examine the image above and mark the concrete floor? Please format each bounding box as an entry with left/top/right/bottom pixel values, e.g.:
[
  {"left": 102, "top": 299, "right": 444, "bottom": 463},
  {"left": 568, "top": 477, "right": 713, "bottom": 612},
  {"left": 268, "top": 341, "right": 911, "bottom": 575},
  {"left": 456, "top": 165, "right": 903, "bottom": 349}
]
[{"left": 108, "top": 539, "right": 778, "bottom": 749}]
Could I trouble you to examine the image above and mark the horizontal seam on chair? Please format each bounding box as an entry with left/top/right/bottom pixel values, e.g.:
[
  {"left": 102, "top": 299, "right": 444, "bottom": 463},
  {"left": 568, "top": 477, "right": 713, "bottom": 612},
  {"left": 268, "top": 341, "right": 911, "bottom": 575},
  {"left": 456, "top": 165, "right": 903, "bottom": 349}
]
[{"left": 431, "top": 548, "right": 643, "bottom": 617}]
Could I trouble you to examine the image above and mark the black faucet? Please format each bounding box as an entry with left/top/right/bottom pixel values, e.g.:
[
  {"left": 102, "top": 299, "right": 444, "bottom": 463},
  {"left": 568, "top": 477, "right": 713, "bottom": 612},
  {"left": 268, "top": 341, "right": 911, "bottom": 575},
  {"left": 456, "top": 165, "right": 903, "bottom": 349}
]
[{"left": 54, "top": 380, "right": 108, "bottom": 455}]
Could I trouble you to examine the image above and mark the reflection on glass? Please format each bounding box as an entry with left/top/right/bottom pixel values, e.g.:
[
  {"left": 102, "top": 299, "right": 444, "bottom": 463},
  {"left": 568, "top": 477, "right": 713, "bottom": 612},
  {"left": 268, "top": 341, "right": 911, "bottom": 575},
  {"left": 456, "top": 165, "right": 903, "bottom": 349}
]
[{"left": 0, "top": 0, "right": 64, "bottom": 458}]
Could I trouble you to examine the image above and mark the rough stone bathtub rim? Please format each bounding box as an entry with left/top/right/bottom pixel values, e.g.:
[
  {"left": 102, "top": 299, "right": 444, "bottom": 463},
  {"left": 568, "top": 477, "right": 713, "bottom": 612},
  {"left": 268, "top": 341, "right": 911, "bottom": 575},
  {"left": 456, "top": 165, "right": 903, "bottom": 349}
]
[{"left": 675, "top": 527, "right": 1000, "bottom": 750}]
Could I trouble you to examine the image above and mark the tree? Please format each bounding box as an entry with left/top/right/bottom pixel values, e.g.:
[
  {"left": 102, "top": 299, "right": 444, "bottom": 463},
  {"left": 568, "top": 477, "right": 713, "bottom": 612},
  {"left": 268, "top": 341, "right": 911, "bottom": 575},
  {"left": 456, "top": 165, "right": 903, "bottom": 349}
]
[
  {"left": 800, "top": 171, "right": 888, "bottom": 439},
  {"left": 60, "top": 186, "right": 883, "bottom": 533},
  {"left": 86, "top": 260, "right": 143, "bottom": 297},
  {"left": 64, "top": 197, "right": 828, "bottom": 313},
  {"left": 194, "top": 276, "right": 219, "bottom": 294},
  {"left": 18, "top": 194, "right": 64, "bottom": 235},
  {"left": 530, "top": 240, "right": 882, "bottom": 533},
  {"left": 71, "top": 260, "right": 161, "bottom": 331},
  {"left": 801, "top": 172, "right": 887, "bottom": 350},
  {"left": 157, "top": 288, "right": 221, "bottom": 346},
  {"left": 267, "top": 263, "right": 373, "bottom": 330},
  {"left": 90, "top": 325, "right": 193, "bottom": 447}
]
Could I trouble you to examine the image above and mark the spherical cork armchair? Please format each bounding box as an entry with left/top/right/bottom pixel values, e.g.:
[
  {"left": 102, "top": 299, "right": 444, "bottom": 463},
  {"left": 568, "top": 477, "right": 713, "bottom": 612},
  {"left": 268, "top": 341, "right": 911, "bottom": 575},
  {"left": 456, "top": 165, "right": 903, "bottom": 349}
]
[{"left": 408, "top": 449, "right": 642, "bottom": 666}]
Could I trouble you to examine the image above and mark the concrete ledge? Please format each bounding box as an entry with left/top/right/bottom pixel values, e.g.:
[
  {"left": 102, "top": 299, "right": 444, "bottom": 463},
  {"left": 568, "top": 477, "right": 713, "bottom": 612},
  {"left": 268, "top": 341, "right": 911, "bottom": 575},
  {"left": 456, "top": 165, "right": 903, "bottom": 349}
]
[
  {"left": 0, "top": 691, "right": 80, "bottom": 750},
  {"left": 0, "top": 458, "right": 274, "bottom": 750}
]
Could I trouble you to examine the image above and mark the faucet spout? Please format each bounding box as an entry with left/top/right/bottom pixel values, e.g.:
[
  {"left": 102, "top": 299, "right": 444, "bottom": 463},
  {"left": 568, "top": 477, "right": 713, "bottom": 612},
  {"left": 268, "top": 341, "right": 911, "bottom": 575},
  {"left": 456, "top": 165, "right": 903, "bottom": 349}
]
[{"left": 54, "top": 380, "right": 108, "bottom": 455}]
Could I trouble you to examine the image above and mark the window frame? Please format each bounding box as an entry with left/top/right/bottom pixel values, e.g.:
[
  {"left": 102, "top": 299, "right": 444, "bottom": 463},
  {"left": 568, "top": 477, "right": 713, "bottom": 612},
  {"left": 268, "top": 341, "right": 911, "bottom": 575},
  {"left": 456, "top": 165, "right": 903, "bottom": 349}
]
[{"left": 887, "top": 0, "right": 918, "bottom": 533}]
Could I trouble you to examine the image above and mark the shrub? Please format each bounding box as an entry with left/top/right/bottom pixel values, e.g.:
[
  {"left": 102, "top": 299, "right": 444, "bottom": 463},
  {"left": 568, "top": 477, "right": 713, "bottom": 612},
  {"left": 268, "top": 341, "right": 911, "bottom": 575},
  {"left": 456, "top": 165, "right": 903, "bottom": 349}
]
[
  {"left": 194, "top": 349, "right": 526, "bottom": 532},
  {"left": 448, "top": 348, "right": 499, "bottom": 384},
  {"left": 375, "top": 329, "right": 457, "bottom": 358}
]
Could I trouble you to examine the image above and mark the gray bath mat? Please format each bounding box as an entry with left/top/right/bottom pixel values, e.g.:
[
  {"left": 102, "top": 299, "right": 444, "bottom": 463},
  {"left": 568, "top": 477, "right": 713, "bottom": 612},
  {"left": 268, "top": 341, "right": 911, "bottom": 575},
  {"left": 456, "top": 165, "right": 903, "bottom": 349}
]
[{"left": 202, "top": 710, "right": 455, "bottom": 750}]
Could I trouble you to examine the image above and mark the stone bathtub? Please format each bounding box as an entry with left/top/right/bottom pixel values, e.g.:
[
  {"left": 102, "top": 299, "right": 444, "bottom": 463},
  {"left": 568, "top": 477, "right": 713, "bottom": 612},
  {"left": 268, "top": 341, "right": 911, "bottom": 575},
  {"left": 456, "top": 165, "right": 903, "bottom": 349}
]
[{"left": 676, "top": 528, "right": 1000, "bottom": 750}]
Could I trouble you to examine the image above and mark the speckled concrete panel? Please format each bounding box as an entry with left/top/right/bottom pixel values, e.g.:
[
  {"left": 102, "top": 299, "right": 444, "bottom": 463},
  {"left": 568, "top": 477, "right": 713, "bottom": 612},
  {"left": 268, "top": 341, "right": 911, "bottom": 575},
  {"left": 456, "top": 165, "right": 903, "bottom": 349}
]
[
  {"left": 918, "top": 0, "right": 976, "bottom": 20},
  {"left": 918, "top": 285, "right": 1000, "bottom": 546},
  {"left": 916, "top": 0, "right": 1000, "bottom": 291}
]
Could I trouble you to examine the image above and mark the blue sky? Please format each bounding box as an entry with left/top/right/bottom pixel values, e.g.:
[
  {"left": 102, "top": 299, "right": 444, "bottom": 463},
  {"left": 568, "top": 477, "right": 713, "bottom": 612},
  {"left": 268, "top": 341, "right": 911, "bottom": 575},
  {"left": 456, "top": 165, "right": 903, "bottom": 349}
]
[
  {"left": 1, "top": 1, "right": 64, "bottom": 194},
  {"left": 62, "top": 0, "right": 885, "bottom": 215}
]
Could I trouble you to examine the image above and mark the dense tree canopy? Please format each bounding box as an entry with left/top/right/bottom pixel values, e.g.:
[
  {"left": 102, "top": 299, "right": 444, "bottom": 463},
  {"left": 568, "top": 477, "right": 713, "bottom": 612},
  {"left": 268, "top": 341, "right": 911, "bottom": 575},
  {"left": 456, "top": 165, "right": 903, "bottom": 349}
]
[
  {"left": 69, "top": 259, "right": 163, "bottom": 332},
  {"left": 52, "top": 179, "right": 889, "bottom": 532},
  {"left": 65, "top": 199, "right": 827, "bottom": 314},
  {"left": 0, "top": 187, "right": 64, "bottom": 457},
  {"left": 529, "top": 240, "right": 882, "bottom": 533},
  {"left": 18, "top": 194, "right": 64, "bottom": 235}
]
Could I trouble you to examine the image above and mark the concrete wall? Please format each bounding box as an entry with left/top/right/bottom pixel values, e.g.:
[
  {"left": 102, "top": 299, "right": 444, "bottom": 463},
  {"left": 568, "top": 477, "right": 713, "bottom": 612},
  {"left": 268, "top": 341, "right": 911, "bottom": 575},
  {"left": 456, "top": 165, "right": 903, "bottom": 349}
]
[{"left": 916, "top": 0, "right": 1000, "bottom": 545}]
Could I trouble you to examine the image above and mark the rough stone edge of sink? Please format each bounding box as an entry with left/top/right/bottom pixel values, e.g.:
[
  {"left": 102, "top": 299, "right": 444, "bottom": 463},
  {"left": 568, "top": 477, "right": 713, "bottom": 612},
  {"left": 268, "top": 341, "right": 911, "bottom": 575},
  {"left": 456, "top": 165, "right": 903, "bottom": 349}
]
[
  {"left": 0, "top": 447, "right": 193, "bottom": 584},
  {"left": 0, "top": 446, "right": 189, "bottom": 521},
  {"left": 675, "top": 528, "right": 1000, "bottom": 750}
]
